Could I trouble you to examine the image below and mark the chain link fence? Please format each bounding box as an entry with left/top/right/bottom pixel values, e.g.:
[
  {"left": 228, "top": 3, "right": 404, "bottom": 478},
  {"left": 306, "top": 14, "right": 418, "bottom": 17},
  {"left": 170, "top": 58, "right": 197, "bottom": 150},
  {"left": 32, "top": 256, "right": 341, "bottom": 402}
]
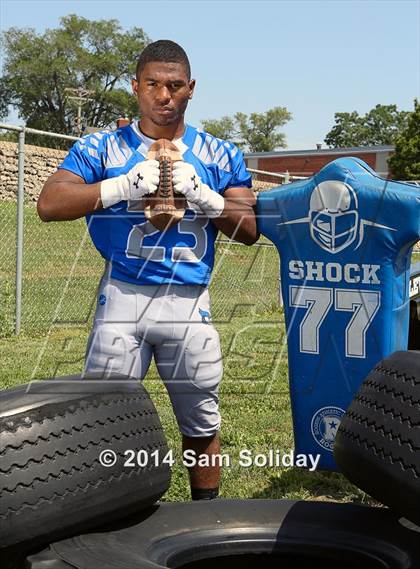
[
  {"left": 0, "top": 201, "right": 16, "bottom": 337},
  {"left": 0, "top": 125, "right": 284, "bottom": 337},
  {"left": 1, "top": 123, "right": 419, "bottom": 338},
  {"left": 3, "top": 206, "right": 282, "bottom": 336}
]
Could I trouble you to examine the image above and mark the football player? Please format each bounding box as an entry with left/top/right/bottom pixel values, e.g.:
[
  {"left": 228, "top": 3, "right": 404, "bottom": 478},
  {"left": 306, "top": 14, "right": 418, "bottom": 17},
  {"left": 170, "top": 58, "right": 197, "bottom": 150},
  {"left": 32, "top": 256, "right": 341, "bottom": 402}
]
[{"left": 37, "top": 40, "right": 258, "bottom": 500}]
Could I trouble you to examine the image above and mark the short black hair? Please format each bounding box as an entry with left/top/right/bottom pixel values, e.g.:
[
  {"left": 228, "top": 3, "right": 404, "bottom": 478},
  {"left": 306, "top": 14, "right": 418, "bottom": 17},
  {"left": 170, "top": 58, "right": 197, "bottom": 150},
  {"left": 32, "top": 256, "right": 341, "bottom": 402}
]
[{"left": 136, "top": 40, "right": 191, "bottom": 80}]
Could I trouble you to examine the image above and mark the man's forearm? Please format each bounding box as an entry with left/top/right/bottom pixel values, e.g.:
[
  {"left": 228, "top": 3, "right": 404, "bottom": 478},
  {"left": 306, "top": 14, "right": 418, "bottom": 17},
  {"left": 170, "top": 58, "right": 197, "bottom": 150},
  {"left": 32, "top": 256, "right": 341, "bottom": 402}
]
[
  {"left": 211, "top": 198, "right": 259, "bottom": 245},
  {"left": 37, "top": 181, "right": 103, "bottom": 222},
  {"left": 38, "top": 160, "right": 160, "bottom": 222}
]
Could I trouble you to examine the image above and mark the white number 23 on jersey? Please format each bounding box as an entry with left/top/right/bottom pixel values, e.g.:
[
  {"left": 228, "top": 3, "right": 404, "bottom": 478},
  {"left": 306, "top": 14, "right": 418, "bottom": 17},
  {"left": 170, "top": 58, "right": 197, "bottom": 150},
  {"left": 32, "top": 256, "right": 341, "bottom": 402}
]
[{"left": 125, "top": 214, "right": 209, "bottom": 263}]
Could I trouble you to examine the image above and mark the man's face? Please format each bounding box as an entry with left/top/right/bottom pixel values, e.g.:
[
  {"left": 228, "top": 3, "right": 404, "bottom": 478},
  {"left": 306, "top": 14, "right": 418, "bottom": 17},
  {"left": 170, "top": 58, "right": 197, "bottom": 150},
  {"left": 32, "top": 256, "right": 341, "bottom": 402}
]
[{"left": 132, "top": 61, "right": 195, "bottom": 127}]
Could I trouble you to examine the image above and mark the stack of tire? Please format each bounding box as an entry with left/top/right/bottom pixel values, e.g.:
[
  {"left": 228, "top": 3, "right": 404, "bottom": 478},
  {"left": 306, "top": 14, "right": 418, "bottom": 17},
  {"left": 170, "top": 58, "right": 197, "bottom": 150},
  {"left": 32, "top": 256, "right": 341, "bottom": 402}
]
[
  {"left": 0, "top": 376, "right": 171, "bottom": 568},
  {"left": 1, "top": 353, "right": 419, "bottom": 569}
]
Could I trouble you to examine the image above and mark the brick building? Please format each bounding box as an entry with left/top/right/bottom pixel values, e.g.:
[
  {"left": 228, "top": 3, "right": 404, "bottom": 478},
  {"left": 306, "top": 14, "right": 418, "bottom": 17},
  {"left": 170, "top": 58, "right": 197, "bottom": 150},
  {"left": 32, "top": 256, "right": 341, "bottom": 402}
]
[{"left": 245, "top": 145, "right": 394, "bottom": 179}]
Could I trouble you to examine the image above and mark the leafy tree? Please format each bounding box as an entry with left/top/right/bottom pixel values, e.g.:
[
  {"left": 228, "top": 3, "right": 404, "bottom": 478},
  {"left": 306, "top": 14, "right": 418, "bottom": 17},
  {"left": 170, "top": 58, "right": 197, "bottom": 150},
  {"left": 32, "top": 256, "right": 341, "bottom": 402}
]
[
  {"left": 388, "top": 99, "right": 420, "bottom": 181},
  {"left": 202, "top": 107, "right": 292, "bottom": 152},
  {"left": 365, "top": 104, "right": 410, "bottom": 145},
  {"left": 325, "top": 104, "right": 411, "bottom": 148},
  {"left": 235, "top": 107, "right": 292, "bottom": 152},
  {"left": 201, "top": 116, "right": 238, "bottom": 143},
  {"left": 0, "top": 130, "right": 18, "bottom": 142},
  {"left": 0, "top": 15, "right": 149, "bottom": 147},
  {"left": 324, "top": 111, "right": 369, "bottom": 148}
]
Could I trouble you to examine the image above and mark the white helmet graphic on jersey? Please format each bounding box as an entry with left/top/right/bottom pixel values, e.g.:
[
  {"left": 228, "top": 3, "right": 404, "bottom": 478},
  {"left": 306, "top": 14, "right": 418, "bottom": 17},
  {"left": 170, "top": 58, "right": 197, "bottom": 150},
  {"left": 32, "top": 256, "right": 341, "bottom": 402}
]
[
  {"left": 309, "top": 181, "right": 358, "bottom": 253},
  {"left": 277, "top": 179, "right": 395, "bottom": 254}
]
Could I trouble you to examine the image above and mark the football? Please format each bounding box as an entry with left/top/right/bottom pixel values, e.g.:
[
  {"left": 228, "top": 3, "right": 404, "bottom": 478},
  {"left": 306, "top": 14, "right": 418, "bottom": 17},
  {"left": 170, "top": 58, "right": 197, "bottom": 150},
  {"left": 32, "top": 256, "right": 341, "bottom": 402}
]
[{"left": 143, "top": 139, "right": 186, "bottom": 231}]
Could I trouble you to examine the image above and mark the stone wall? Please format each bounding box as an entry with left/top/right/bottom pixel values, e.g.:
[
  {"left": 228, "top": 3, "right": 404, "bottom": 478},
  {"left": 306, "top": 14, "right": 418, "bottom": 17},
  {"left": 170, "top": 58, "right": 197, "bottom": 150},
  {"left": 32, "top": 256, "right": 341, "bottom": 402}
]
[{"left": 0, "top": 141, "right": 67, "bottom": 202}]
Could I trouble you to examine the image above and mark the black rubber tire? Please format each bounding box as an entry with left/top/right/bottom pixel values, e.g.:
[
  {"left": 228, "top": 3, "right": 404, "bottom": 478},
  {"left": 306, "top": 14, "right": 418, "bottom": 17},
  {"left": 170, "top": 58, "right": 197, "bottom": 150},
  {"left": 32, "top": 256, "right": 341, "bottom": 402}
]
[
  {"left": 26, "top": 500, "right": 420, "bottom": 568},
  {"left": 0, "top": 375, "right": 171, "bottom": 554},
  {"left": 334, "top": 350, "right": 420, "bottom": 525}
]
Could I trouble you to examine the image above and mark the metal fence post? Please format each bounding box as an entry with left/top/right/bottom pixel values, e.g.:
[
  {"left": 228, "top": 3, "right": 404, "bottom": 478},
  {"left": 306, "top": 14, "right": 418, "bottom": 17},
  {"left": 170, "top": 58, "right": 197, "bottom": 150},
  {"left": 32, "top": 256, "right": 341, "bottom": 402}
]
[{"left": 15, "top": 128, "right": 25, "bottom": 335}]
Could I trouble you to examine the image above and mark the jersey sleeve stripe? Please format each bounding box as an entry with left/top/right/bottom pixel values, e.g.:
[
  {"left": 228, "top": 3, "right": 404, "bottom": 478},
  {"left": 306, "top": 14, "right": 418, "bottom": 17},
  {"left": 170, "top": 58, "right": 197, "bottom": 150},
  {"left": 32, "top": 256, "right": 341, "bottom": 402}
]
[{"left": 87, "top": 147, "right": 100, "bottom": 160}]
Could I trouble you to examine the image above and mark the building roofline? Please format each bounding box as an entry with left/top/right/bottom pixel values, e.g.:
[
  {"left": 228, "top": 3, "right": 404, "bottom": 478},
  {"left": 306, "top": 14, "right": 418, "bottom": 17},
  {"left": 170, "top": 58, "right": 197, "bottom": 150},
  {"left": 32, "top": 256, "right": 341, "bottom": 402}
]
[{"left": 244, "top": 145, "right": 395, "bottom": 159}]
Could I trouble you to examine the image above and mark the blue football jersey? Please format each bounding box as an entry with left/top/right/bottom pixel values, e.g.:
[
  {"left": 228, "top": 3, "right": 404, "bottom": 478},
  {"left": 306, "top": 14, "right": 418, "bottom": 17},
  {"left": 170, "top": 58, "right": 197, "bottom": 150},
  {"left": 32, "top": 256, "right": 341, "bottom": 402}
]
[
  {"left": 257, "top": 157, "right": 420, "bottom": 470},
  {"left": 58, "top": 122, "right": 251, "bottom": 285}
]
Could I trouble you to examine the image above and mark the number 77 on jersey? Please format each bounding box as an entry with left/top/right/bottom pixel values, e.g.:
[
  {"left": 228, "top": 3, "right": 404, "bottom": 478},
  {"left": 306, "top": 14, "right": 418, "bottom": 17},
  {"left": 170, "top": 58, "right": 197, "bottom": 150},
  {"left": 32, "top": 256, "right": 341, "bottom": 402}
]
[{"left": 257, "top": 157, "right": 420, "bottom": 471}]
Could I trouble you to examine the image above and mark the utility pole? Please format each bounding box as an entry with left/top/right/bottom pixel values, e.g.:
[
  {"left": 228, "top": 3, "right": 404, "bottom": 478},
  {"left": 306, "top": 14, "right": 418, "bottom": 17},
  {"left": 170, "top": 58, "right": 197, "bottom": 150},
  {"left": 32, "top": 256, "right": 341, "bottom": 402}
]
[{"left": 65, "top": 87, "right": 94, "bottom": 136}]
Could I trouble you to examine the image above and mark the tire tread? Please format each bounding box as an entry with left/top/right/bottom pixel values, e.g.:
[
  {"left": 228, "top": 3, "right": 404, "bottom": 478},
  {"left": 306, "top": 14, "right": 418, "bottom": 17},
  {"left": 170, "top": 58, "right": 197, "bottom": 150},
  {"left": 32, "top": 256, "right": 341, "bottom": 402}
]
[
  {"left": 334, "top": 350, "right": 420, "bottom": 525},
  {"left": 0, "top": 380, "right": 171, "bottom": 549}
]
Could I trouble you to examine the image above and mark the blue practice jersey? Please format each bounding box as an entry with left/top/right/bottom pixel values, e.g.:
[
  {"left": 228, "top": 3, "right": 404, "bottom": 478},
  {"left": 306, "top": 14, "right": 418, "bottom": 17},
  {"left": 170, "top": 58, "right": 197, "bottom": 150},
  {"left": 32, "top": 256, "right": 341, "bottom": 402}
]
[
  {"left": 257, "top": 157, "right": 420, "bottom": 469},
  {"left": 58, "top": 122, "right": 251, "bottom": 286}
]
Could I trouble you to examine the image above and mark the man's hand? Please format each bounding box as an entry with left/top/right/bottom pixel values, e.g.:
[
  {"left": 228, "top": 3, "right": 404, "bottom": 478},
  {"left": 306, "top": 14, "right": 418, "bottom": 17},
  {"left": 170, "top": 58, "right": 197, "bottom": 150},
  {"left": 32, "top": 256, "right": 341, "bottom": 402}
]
[
  {"left": 172, "top": 162, "right": 225, "bottom": 218},
  {"left": 100, "top": 160, "right": 160, "bottom": 208}
]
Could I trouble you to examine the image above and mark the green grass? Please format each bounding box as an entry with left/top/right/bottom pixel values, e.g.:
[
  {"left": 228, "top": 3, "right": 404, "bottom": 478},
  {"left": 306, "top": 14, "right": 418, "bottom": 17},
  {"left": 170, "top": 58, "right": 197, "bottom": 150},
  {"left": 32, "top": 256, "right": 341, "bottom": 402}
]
[{"left": 0, "top": 201, "right": 418, "bottom": 504}]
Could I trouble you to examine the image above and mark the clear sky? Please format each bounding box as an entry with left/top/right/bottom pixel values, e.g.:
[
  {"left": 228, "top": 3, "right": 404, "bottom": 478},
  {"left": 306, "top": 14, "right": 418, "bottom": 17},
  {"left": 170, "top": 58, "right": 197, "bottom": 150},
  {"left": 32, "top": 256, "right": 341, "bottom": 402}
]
[{"left": 1, "top": 0, "right": 419, "bottom": 149}]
